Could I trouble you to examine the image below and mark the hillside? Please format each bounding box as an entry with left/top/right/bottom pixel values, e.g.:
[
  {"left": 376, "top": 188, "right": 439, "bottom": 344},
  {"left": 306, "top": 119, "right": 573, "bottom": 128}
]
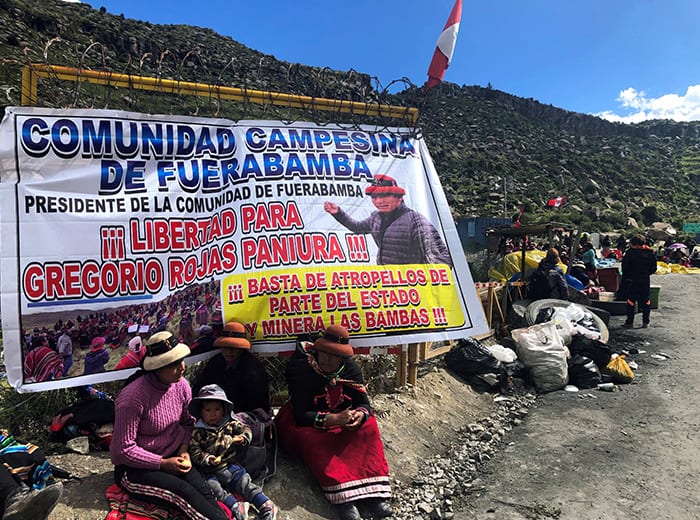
[{"left": 1, "top": 0, "right": 699, "bottom": 231}]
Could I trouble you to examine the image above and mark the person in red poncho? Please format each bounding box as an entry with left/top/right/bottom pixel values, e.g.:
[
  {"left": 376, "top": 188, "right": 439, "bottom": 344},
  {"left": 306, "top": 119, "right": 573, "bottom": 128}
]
[
  {"left": 23, "top": 337, "right": 63, "bottom": 383},
  {"left": 275, "top": 325, "right": 393, "bottom": 520},
  {"left": 114, "top": 336, "right": 146, "bottom": 370}
]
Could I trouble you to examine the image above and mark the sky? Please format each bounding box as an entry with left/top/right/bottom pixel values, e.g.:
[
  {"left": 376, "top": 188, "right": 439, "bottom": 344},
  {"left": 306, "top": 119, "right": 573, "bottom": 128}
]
[{"left": 75, "top": 0, "right": 700, "bottom": 124}]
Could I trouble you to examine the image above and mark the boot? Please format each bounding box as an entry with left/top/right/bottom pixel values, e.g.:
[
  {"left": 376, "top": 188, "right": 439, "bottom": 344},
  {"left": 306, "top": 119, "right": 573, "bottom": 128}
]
[
  {"left": 336, "top": 501, "right": 361, "bottom": 520},
  {"left": 222, "top": 495, "right": 248, "bottom": 520},
  {"left": 3, "top": 482, "right": 63, "bottom": 520},
  {"left": 257, "top": 499, "right": 278, "bottom": 520},
  {"left": 364, "top": 498, "right": 393, "bottom": 518}
]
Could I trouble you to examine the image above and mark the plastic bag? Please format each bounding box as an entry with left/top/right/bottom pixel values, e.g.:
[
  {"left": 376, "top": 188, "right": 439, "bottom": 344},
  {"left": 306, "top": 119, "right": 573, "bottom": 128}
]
[
  {"left": 604, "top": 354, "right": 635, "bottom": 383},
  {"left": 533, "top": 307, "right": 574, "bottom": 344},
  {"left": 486, "top": 344, "right": 518, "bottom": 364},
  {"left": 563, "top": 303, "right": 585, "bottom": 322},
  {"left": 511, "top": 322, "right": 570, "bottom": 393},
  {"left": 445, "top": 338, "right": 507, "bottom": 392},
  {"left": 572, "top": 322, "right": 602, "bottom": 341},
  {"left": 535, "top": 306, "right": 555, "bottom": 324},
  {"left": 567, "top": 354, "right": 602, "bottom": 389},
  {"left": 568, "top": 335, "right": 612, "bottom": 370},
  {"left": 550, "top": 309, "right": 575, "bottom": 345}
]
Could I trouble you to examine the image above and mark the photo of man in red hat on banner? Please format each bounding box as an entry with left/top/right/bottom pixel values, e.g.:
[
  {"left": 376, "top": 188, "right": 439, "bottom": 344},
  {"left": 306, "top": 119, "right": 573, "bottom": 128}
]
[{"left": 324, "top": 174, "right": 452, "bottom": 267}]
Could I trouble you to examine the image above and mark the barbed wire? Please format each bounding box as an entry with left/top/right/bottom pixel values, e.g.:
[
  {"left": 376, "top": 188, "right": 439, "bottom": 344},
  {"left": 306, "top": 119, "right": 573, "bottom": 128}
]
[{"left": 1, "top": 38, "right": 435, "bottom": 137}]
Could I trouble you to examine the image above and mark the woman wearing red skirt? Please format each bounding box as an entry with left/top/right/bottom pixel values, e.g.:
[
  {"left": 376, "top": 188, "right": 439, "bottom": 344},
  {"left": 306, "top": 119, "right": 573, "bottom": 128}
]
[{"left": 275, "top": 325, "right": 392, "bottom": 520}]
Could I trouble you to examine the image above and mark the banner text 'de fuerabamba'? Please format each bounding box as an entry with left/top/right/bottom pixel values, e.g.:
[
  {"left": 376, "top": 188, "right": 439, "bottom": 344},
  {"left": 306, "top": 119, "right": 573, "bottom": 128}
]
[{"left": 20, "top": 117, "right": 416, "bottom": 195}]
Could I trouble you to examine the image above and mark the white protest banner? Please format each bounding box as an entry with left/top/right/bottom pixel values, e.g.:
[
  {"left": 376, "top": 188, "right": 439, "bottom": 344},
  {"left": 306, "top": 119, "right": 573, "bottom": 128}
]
[{"left": 0, "top": 107, "right": 488, "bottom": 392}]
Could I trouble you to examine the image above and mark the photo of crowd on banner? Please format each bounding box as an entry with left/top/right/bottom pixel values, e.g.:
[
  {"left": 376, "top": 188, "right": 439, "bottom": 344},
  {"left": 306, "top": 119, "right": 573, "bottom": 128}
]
[{"left": 21, "top": 280, "right": 223, "bottom": 383}]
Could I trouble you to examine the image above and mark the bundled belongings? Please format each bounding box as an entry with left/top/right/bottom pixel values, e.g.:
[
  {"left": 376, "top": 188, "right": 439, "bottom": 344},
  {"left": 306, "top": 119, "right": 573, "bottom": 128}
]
[
  {"left": 567, "top": 354, "right": 602, "bottom": 389},
  {"left": 526, "top": 300, "right": 610, "bottom": 343},
  {"left": 0, "top": 430, "right": 57, "bottom": 490},
  {"left": 603, "top": 354, "right": 635, "bottom": 384},
  {"left": 568, "top": 335, "right": 612, "bottom": 370},
  {"left": 0, "top": 430, "right": 66, "bottom": 520},
  {"left": 48, "top": 386, "right": 115, "bottom": 450}
]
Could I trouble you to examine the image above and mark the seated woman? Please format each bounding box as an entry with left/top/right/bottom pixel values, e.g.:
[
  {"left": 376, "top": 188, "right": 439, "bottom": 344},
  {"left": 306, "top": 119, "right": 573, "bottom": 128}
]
[
  {"left": 528, "top": 248, "right": 568, "bottom": 301},
  {"left": 110, "top": 331, "right": 229, "bottom": 520},
  {"left": 275, "top": 325, "right": 392, "bottom": 520},
  {"left": 191, "top": 321, "right": 270, "bottom": 414},
  {"left": 569, "top": 261, "right": 593, "bottom": 287},
  {"left": 114, "top": 336, "right": 146, "bottom": 370}
]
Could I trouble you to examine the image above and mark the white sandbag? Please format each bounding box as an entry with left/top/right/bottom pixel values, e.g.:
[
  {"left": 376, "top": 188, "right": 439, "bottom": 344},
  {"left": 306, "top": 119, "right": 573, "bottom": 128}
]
[{"left": 511, "top": 321, "right": 570, "bottom": 392}]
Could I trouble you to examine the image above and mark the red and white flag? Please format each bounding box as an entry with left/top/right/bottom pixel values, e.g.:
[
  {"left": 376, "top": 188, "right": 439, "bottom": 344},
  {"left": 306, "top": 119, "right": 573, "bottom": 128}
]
[
  {"left": 426, "top": 0, "right": 462, "bottom": 90},
  {"left": 547, "top": 196, "right": 567, "bottom": 208}
]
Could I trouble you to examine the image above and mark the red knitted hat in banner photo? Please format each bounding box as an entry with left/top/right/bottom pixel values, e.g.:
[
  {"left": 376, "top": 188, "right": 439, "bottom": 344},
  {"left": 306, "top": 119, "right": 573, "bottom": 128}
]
[{"left": 365, "top": 174, "right": 406, "bottom": 196}]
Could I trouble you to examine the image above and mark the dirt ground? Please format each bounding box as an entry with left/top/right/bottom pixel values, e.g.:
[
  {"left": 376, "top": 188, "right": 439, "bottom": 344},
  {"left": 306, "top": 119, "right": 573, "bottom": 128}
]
[
  {"left": 459, "top": 273, "right": 700, "bottom": 520},
  {"left": 46, "top": 273, "right": 699, "bottom": 519}
]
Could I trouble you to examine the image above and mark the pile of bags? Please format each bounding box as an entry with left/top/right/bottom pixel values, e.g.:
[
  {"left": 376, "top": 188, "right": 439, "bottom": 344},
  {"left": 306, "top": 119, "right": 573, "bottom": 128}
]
[{"left": 446, "top": 302, "right": 634, "bottom": 394}]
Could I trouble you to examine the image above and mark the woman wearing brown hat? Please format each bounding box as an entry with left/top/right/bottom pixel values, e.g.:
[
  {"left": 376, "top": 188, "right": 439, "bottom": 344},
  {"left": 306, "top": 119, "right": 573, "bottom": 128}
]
[
  {"left": 109, "top": 331, "right": 229, "bottom": 520},
  {"left": 275, "top": 325, "right": 393, "bottom": 520},
  {"left": 191, "top": 321, "right": 271, "bottom": 414}
]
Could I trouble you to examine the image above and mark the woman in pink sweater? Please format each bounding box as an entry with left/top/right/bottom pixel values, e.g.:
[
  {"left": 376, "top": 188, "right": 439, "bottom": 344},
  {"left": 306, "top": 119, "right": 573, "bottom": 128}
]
[{"left": 110, "top": 331, "right": 229, "bottom": 520}]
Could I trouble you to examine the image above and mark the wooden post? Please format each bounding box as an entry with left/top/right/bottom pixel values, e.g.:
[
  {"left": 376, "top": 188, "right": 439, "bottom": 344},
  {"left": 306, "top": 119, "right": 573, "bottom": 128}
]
[
  {"left": 407, "top": 343, "right": 421, "bottom": 386},
  {"left": 395, "top": 346, "right": 408, "bottom": 387},
  {"left": 486, "top": 285, "right": 505, "bottom": 330}
]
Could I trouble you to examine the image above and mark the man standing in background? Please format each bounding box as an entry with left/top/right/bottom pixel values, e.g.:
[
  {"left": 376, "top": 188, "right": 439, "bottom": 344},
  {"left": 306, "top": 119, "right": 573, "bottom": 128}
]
[
  {"left": 56, "top": 328, "right": 73, "bottom": 377},
  {"left": 620, "top": 234, "right": 657, "bottom": 329}
]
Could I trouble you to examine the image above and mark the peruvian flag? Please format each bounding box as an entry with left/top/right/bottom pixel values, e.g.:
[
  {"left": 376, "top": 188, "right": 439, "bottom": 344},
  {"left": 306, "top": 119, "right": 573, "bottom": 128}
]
[
  {"left": 547, "top": 196, "right": 567, "bottom": 208},
  {"left": 426, "top": 0, "right": 462, "bottom": 90}
]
